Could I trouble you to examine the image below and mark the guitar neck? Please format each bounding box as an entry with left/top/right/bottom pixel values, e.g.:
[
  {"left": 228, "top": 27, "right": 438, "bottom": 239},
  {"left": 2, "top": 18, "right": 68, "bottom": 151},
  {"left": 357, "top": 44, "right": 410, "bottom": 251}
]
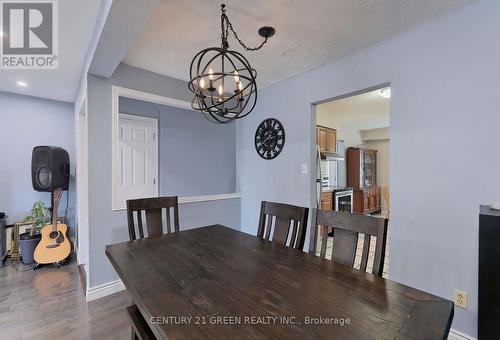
[{"left": 52, "top": 189, "right": 61, "bottom": 232}]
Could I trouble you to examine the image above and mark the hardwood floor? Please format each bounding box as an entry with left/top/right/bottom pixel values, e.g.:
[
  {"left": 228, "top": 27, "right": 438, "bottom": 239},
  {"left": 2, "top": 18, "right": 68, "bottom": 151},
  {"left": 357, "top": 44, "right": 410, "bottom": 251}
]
[{"left": 0, "top": 259, "right": 131, "bottom": 339}]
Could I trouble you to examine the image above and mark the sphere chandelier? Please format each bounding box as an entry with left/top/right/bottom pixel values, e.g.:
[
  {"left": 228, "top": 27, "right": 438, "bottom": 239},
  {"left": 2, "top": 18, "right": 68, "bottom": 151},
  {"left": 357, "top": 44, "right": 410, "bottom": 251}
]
[{"left": 188, "top": 4, "right": 275, "bottom": 123}]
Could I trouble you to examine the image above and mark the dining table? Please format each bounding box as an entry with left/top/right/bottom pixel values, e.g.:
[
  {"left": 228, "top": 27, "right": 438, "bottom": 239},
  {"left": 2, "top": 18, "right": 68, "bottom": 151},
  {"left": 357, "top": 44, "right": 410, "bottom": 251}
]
[{"left": 105, "top": 224, "right": 453, "bottom": 339}]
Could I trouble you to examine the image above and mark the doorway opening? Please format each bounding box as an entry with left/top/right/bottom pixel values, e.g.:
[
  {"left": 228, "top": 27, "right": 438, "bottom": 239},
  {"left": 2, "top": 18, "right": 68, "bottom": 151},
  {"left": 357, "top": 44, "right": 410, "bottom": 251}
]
[{"left": 312, "top": 85, "right": 391, "bottom": 278}]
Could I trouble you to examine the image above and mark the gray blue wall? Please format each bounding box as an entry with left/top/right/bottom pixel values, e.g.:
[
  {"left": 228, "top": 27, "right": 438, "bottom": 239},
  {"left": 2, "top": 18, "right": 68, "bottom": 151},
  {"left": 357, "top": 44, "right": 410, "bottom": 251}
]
[
  {"left": 0, "top": 91, "right": 75, "bottom": 231},
  {"left": 87, "top": 64, "right": 240, "bottom": 288},
  {"left": 119, "top": 97, "right": 236, "bottom": 196},
  {"left": 236, "top": 1, "right": 500, "bottom": 337}
]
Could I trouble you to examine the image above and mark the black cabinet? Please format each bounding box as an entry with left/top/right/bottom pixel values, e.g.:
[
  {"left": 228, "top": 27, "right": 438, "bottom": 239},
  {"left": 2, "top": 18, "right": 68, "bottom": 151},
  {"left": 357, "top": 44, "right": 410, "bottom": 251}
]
[
  {"left": 0, "top": 214, "right": 6, "bottom": 267},
  {"left": 479, "top": 205, "right": 500, "bottom": 339}
]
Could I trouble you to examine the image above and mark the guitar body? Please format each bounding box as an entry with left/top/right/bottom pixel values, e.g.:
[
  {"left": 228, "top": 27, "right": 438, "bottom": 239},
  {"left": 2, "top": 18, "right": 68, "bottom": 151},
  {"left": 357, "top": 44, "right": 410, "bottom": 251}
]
[{"left": 34, "top": 223, "right": 71, "bottom": 264}]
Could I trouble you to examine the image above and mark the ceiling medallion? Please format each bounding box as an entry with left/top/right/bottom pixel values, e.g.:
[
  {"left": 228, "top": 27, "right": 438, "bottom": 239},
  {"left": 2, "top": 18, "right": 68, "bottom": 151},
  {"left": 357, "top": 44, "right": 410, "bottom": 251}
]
[{"left": 188, "top": 4, "right": 275, "bottom": 123}]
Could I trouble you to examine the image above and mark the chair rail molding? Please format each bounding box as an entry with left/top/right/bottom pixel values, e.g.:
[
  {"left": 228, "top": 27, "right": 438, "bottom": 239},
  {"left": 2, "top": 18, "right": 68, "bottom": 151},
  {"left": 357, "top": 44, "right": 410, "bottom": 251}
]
[{"left": 111, "top": 193, "right": 241, "bottom": 211}]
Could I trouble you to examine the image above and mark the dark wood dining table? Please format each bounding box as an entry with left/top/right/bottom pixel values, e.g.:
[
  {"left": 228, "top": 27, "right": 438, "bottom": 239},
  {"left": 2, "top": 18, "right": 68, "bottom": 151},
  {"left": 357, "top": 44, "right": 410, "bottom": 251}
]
[{"left": 105, "top": 225, "right": 453, "bottom": 340}]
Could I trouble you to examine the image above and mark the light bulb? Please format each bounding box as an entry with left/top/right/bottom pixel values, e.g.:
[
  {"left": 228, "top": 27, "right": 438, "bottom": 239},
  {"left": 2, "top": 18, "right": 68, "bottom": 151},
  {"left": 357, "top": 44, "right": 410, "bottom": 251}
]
[
  {"left": 199, "top": 78, "right": 206, "bottom": 89},
  {"left": 233, "top": 70, "right": 240, "bottom": 82},
  {"left": 208, "top": 68, "right": 214, "bottom": 80},
  {"left": 218, "top": 84, "right": 224, "bottom": 96}
]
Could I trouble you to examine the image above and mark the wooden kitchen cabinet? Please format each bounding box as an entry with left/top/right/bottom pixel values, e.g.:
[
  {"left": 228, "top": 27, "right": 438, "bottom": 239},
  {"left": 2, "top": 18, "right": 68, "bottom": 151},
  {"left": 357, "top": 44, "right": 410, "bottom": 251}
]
[
  {"left": 326, "top": 129, "right": 337, "bottom": 153},
  {"left": 320, "top": 191, "right": 333, "bottom": 210},
  {"left": 317, "top": 128, "right": 327, "bottom": 151},
  {"left": 321, "top": 200, "right": 333, "bottom": 210},
  {"left": 316, "top": 126, "right": 337, "bottom": 153},
  {"left": 353, "top": 187, "right": 381, "bottom": 214},
  {"left": 319, "top": 191, "right": 333, "bottom": 236}
]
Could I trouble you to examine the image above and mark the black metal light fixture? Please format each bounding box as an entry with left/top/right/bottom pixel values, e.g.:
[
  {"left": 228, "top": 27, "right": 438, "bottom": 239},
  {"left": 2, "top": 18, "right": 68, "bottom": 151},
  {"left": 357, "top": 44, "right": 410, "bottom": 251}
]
[{"left": 188, "top": 4, "right": 275, "bottom": 123}]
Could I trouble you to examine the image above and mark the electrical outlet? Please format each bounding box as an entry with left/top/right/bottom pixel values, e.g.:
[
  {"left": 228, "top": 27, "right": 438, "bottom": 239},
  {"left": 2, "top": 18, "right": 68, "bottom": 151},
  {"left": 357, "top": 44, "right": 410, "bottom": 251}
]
[{"left": 454, "top": 290, "right": 468, "bottom": 309}]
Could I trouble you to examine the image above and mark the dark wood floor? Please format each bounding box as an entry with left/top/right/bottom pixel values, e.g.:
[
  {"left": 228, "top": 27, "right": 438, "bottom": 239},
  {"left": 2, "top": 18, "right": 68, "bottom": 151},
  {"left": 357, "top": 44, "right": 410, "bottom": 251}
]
[{"left": 0, "top": 259, "right": 131, "bottom": 339}]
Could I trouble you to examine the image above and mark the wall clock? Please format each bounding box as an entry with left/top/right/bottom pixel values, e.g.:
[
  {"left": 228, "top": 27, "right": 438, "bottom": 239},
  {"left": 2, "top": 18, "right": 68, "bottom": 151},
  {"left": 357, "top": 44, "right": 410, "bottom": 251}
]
[{"left": 254, "top": 118, "right": 285, "bottom": 160}]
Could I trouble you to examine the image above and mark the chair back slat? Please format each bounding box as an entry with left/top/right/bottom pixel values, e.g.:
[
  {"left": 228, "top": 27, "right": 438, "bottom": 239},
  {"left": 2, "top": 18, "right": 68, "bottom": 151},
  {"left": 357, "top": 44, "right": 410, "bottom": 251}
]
[
  {"left": 332, "top": 229, "right": 358, "bottom": 267},
  {"left": 127, "top": 209, "right": 136, "bottom": 241},
  {"left": 145, "top": 208, "right": 162, "bottom": 238},
  {"left": 126, "top": 196, "right": 179, "bottom": 241},
  {"left": 320, "top": 226, "right": 328, "bottom": 258},
  {"left": 289, "top": 220, "right": 298, "bottom": 249},
  {"left": 264, "top": 215, "right": 273, "bottom": 240},
  {"left": 273, "top": 216, "right": 291, "bottom": 245},
  {"left": 257, "top": 201, "right": 309, "bottom": 250},
  {"left": 372, "top": 228, "right": 387, "bottom": 276},
  {"left": 310, "top": 209, "right": 388, "bottom": 277},
  {"left": 360, "top": 235, "right": 371, "bottom": 271},
  {"left": 166, "top": 208, "right": 171, "bottom": 234},
  {"left": 173, "top": 207, "right": 180, "bottom": 232},
  {"left": 137, "top": 212, "right": 144, "bottom": 239}
]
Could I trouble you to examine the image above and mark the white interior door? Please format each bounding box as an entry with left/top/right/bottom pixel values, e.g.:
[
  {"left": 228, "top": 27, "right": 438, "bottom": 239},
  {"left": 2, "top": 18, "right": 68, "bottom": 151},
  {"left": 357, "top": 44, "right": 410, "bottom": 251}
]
[{"left": 117, "top": 114, "right": 158, "bottom": 208}]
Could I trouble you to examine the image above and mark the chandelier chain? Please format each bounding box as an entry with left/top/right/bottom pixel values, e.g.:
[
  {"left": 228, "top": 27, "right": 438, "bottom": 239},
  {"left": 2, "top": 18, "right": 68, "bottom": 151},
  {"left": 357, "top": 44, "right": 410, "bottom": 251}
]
[{"left": 220, "top": 6, "right": 269, "bottom": 51}]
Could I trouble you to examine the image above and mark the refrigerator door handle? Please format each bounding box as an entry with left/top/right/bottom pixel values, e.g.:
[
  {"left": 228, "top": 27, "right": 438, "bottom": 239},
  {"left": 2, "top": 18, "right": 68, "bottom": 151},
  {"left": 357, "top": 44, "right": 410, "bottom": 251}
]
[{"left": 316, "top": 145, "right": 322, "bottom": 209}]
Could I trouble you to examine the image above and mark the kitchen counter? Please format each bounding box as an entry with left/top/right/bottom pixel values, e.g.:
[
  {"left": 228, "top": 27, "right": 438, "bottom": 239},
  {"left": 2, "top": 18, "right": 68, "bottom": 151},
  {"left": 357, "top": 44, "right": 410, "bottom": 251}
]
[{"left": 321, "top": 186, "right": 353, "bottom": 193}]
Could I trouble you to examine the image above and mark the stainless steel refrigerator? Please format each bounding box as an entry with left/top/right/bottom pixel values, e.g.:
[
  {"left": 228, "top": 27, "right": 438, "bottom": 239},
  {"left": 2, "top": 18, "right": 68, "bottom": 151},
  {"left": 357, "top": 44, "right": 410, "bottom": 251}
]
[
  {"left": 316, "top": 140, "right": 346, "bottom": 207},
  {"left": 336, "top": 140, "right": 346, "bottom": 187}
]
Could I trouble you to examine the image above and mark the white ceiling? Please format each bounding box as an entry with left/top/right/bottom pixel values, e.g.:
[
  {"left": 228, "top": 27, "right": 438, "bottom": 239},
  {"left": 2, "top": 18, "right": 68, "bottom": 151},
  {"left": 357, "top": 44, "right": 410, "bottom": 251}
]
[
  {"left": 0, "top": 0, "right": 102, "bottom": 102},
  {"left": 316, "top": 88, "right": 390, "bottom": 142},
  {"left": 318, "top": 89, "right": 390, "bottom": 125},
  {"left": 124, "top": 0, "right": 474, "bottom": 89}
]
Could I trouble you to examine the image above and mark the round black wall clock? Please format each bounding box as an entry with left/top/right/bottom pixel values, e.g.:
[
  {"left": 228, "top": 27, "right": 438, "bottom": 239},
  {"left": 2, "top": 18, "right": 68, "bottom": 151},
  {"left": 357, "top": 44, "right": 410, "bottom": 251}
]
[{"left": 254, "top": 118, "right": 285, "bottom": 160}]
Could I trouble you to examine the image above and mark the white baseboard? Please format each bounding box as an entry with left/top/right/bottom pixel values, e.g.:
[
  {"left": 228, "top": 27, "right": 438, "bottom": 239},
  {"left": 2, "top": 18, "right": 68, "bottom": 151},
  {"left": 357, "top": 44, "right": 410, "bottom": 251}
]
[
  {"left": 86, "top": 279, "right": 126, "bottom": 302},
  {"left": 448, "top": 328, "right": 476, "bottom": 340}
]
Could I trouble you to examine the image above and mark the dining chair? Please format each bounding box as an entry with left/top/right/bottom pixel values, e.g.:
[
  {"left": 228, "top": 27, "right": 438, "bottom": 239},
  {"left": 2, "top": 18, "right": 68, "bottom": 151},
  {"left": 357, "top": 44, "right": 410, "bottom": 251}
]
[
  {"left": 309, "top": 209, "right": 388, "bottom": 277},
  {"left": 127, "top": 304, "right": 156, "bottom": 340},
  {"left": 257, "top": 201, "right": 309, "bottom": 250},
  {"left": 126, "top": 196, "right": 179, "bottom": 241}
]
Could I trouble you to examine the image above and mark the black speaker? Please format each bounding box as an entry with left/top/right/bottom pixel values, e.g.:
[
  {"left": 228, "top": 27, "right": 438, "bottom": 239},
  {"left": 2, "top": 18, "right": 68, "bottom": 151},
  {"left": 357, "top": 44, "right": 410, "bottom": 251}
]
[{"left": 31, "top": 146, "right": 70, "bottom": 192}]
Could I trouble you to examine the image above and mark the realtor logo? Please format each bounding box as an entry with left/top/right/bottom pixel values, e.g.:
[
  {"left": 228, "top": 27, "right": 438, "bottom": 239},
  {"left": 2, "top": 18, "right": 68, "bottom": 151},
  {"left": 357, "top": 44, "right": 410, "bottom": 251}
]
[{"left": 1, "top": 0, "right": 58, "bottom": 69}]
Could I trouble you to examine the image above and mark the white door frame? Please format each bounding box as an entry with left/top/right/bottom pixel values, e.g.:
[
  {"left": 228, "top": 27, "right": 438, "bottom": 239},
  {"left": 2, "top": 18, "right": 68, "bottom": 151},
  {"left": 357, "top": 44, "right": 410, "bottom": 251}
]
[{"left": 76, "top": 95, "right": 89, "bottom": 282}]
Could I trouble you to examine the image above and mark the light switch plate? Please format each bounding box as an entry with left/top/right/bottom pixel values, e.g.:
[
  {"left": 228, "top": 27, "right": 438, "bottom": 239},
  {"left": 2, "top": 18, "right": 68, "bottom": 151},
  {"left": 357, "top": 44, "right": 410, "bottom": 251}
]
[{"left": 301, "top": 163, "right": 308, "bottom": 174}]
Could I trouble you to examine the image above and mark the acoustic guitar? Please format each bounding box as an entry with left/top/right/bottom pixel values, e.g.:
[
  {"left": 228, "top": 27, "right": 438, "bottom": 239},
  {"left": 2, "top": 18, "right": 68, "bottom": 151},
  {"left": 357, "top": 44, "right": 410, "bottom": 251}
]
[{"left": 34, "top": 189, "right": 71, "bottom": 264}]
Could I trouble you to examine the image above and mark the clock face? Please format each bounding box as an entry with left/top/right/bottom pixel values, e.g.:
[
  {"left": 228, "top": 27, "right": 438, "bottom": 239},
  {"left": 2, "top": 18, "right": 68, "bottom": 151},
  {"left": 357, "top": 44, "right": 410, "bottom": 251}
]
[{"left": 254, "top": 118, "right": 285, "bottom": 160}]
